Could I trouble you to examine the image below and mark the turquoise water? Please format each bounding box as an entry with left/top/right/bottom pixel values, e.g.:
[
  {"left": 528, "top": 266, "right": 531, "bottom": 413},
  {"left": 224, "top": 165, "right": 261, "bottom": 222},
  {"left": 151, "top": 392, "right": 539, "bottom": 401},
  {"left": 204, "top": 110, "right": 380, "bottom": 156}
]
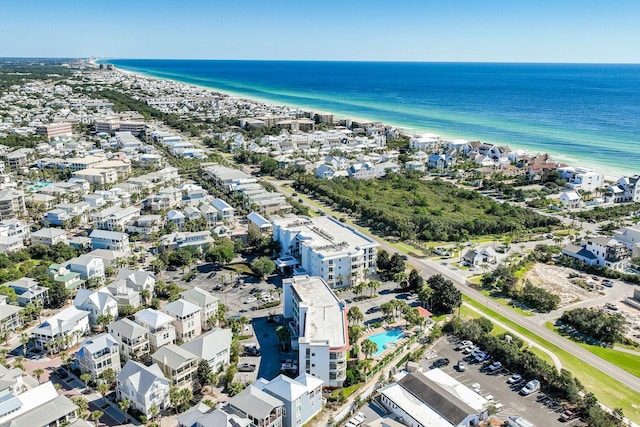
[
  {"left": 105, "top": 60, "right": 640, "bottom": 176},
  {"left": 26, "top": 181, "right": 52, "bottom": 192},
  {"left": 368, "top": 328, "right": 405, "bottom": 356}
]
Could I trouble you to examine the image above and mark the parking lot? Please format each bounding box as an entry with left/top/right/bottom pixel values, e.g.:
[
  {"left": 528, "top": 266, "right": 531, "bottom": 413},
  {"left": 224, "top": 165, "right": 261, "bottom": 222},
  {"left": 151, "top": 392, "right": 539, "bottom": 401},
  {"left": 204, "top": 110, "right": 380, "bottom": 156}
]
[{"left": 426, "top": 337, "right": 583, "bottom": 426}]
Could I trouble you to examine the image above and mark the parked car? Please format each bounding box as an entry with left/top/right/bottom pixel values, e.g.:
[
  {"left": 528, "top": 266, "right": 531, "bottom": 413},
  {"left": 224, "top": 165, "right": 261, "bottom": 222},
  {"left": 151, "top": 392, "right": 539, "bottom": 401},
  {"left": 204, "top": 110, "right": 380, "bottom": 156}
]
[
  {"left": 520, "top": 379, "right": 540, "bottom": 395},
  {"left": 463, "top": 345, "right": 479, "bottom": 355},
  {"left": 238, "top": 363, "right": 256, "bottom": 372},
  {"left": 244, "top": 297, "right": 257, "bottom": 304},
  {"left": 507, "top": 374, "right": 522, "bottom": 384},
  {"left": 605, "top": 302, "right": 618, "bottom": 310},
  {"left": 456, "top": 360, "right": 466, "bottom": 372},
  {"left": 432, "top": 358, "right": 450, "bottom": 368},
  {"left": 487, "top": 361, "right": 502, "bottom": 372},
  {"left": 455, "top": 340, "right": 473, "bottom": 351},
  {"left": 602, "top": 279, "right": 614, "bottom": 287}
]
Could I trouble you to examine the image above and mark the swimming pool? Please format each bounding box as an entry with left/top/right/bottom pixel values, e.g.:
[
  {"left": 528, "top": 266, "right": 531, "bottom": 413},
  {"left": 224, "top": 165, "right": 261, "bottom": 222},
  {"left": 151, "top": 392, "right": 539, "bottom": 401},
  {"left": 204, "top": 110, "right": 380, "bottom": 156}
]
[{"left": 368, "top": 328, "right": 405, "bottom": 356}]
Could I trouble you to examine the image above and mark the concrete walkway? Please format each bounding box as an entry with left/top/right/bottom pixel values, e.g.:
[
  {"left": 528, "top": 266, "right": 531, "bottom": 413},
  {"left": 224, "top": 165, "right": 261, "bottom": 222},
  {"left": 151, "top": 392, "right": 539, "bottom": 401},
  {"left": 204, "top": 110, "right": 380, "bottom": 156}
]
[{"left": 464, "top": 303, "right": 563, "bottom": 371}]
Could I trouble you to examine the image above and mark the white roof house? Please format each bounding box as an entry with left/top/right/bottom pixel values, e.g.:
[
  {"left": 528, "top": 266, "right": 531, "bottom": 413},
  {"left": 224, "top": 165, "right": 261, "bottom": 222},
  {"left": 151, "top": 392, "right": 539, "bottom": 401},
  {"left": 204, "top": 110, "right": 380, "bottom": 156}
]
[
  {"left": 135, "top": 308, "right": 174, "bottom": 330},
  {"left": 73, "top": 287, "right": 118, "bottom": 326},
  {"left": 0, "top": 382, "right": 79, "bottom": 427},
  {"left": 180, "top": 328, "right": 233, "bottom": 371},
  {"left": 116, "top": 360, "right": 170, "bottom": 417}
]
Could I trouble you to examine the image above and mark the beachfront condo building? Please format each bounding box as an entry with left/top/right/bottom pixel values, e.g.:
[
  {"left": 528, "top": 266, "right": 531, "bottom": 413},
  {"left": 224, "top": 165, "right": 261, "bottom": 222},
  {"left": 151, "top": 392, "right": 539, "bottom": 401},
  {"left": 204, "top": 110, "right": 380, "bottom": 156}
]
[
  {"left": 272, "top": 215, "right": 378, "bottom": 288},
  {"left": 283, "top": 275, "right": 348, "bottom": 388}
]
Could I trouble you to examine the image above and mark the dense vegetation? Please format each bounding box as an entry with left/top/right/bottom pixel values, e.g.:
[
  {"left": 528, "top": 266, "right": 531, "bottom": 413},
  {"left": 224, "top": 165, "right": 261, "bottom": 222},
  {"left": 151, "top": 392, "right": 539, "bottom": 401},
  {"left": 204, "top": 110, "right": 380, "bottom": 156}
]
[
  {"left": 294, "top": 173, "right": 559, "bottom": 241},
  {"left": 0, "top": 59, "right": 73, "bottom": 94},
  {"left": 560, "top": 308, "right": 626, "bottom": 345},
  {"left": 571, "top": 203, "right": 640, "bottom": 222}
]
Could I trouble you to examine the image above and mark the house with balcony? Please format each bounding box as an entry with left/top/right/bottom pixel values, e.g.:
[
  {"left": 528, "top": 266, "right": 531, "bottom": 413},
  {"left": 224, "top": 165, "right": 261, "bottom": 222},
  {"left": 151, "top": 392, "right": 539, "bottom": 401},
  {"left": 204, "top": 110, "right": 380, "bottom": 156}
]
[
  {"left": 0, "top": 297, "right": 23, "bottom": 333},
  {"left": 283, "top": 275, "right": 348, "bottom": 387},
  {"left": 6, "top": 277, "right": 49, "bottom": 307},
  {"left": 43, "top": 208, "right": 71, "bottom": 227},
  {"left": 93, "top": 205, "right": 140, "bottom": 231},
  {"left": 34, "top": 306, "right": 90, "bottom": 352},
  {"left": 107, "top": 318, "right": 150, "bottom": 361},
  {"left": 0, "top": 363, "right": 26, "bottom": 396},
  {"left": 159, "top": 231, "right": 214, "bottom": 253},
  {"left": 226, "top": 385, "right": 285, "bottom": 427},
  {"left": 180, "top": 287, "right": 219, "bottom": 330},
  {"left": 562, "top": 237, "right": 632, "bottom": 271},
  {"left": 0, "top": 382, "right": 80, "bottom": 427},
  {"left": 272, "top": 216, "right": 378, "bottom": 288},
  {"left": 212, "top": 198, "right": 236, "bottom": 225},
  {"left": 116, "top": 269, "right": 156, "bottom": 294},
  {"left": 0, "top": 189, "right": 26, "bottom": 220},
  {"left": 152, "top": 344, "right": 198, "bottom": 389},
  {"left": 65, "top": 255, "right": 105, "bottom": 283},
  {"left": 73, "top": 288, "right": 119, "bottom": 327},
  {"left": 76, "top": 333, "right": 121, "bottom": 381},
  {"left": 180, "top": 328, "right": 232, "bottom": 372},
  {"left": 0, "top": 235, "right": 24, "bottom": 254},
  {"left": 89, "top": 229, "right": 130, "bottom": 253},
  {"left": 0, "top": 218, "right": 30, "bottom": 241},
  {"left": 161, "top": 299, "right": 202, "bottom": 343},
  {"left": 105, "top": 279, "right": 142, "bottom": 309},
  {"left": 135, "top": 308, "right": 176, "bottom": 350},
  {"left": 254, "top": 373, "right": 324, "bottom": 427},
  {"left": 31, "top": 227, "right": 68, "bottom": 246},
  {"left": 127, "top": 214, "right": 164, "bottom": 237},
  {"left": 117, "top": 360, "right": 171, "bottom": 418}
]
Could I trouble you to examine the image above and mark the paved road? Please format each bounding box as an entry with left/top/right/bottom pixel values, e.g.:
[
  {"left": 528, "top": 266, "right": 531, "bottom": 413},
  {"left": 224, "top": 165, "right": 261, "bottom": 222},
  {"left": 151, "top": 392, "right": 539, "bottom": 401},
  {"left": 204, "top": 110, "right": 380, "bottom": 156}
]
[{"left": 267, "top": 178, "right": 640, "bottom": 394}]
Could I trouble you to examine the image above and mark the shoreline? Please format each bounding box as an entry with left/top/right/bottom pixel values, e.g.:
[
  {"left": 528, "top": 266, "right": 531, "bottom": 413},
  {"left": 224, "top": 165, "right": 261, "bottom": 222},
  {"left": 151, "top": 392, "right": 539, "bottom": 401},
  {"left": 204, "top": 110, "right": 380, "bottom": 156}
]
[{"left": 105, "top": 62, "right": 634, "bottom": 181}]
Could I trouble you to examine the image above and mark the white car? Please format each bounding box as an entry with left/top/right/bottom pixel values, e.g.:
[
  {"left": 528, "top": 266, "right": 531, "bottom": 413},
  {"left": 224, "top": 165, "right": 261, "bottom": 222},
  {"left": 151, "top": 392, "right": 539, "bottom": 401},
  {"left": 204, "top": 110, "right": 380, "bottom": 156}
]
[{"left": 244, "top": 297, "right": 257, "bottom": 304}]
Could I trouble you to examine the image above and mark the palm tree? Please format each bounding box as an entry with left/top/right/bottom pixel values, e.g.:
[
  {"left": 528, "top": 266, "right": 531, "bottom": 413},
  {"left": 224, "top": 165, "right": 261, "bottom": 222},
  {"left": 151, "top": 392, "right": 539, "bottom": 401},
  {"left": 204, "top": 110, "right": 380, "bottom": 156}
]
[
  {"left": 148, "top": 405, "right": 159, "bottom": 422},
  {"left": 20, "top": 334, "right": 29, "bottom": 356},
  {"left": 393, "top": 271, "right": 408, "bottom": 288},
  {"left": 347, "top": 306, "right": 364, "bottom": 325},
  {"left": 97, "top": 382, "right": 109, "bottom": 406},
  {"left": 80, "top": 373, "right": 92, "bottom": 390},
  {"left": 353, "top": 282, "right": 366, "bottom": 300},
  {"left": 72, "top": 397, "right": 89, "bottom": 419},
  {"left": 276, "top": 325, "right": 291, "bottom": 351},
  {"left": 91, "top": 410, "right": 103, "bottom": 427},
  {"left": 367, "top": 280, "right": 381, "bottom": 297},
  {"left": 169, "top": 385, "right": 183, "bottom": 414},
  {"left": 361, "top": 338, "right": 378, "bottom": 360},
  {"left": 33, "top": 368, "right": 44, "bottom": 383},
  {"left": 118, "top": 399, "right": 131, "bottom": 423},
  {"left": 418, "top": 285, "right": 434, "bottom": 309},
  {"left": 140, "top": 289, "right": 151, "bottom": 306}
]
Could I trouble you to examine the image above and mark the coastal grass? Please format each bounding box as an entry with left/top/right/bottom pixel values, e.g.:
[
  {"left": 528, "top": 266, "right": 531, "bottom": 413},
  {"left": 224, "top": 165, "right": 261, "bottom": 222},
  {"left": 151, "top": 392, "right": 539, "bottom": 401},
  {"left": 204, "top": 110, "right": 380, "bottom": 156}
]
[
  {"left": 464, "top": 296, "right": 640, "bottom": 423},
  {"left": 478, "top": 290, "right": 535, "bottom": 317},
  {"left": 544, "top": 322, "right": 640, "bottom": 379}
]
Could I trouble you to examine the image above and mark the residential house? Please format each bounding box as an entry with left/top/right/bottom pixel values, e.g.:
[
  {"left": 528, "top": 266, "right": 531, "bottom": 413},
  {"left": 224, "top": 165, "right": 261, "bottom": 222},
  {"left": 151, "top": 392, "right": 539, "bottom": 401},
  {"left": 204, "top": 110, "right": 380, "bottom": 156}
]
[
  {"left": 247, "top": 212, "right": 273, "bottom": 237},
  {"left": 116, "top": 360, "right": 171, "bottom": 418},
  {"left": 254, "top": 373, "right": 324, "bottom": 427},
  {"left": 563, "top": 237, "right": 632, "bottom": 271},
  {"left": 272, "top": 216, "right": 378, "bottom": 287},
  {"left": 613, "top": 225, "right": 640, "bottom": 256},
  {"left": 33, "top": 306, "right": 90, "bottom": 352},
  {"left": 226, "top": 385, "right": 285, "bottom": 427},
  {"left": 152, "top": 344, "right": 198, "bottom": 389},
  {"left": 116, "top": 269, "right": 156, "bottom": 294},
  {"left": 107, "top": 318, "right": 150, "bottom": 361},
  {"left": 0, "top": 363, "right": 26, "bottom": 396},
  {"left": 177, "top": 405, "right": 251, "bottom": 427},
  {"left": 0, "top": 219, "right": 30, "bottom": 241},
  {"left": 76, "top": 332, "right": 121, "bottom": 381},
  {"left": 43, "top": 208, "right": 71, "bottom": 227},
  {"left": 428, "top": 153, "right": 452, "bottom": 170},
  {"left": 212, "top": 198, "right": 236, "bottom": 225},
  {"left": 180, "top": 328, "right": 233, "bottom": 372},
  {"left": 127, "top": 214, "right": 164, "bottom": 237},
  {"left": 462, "top": 246, "right": 497, "bottom": 267},
  {"left": 65, "top": 255, "right": 106, "bottom": 283},
  {"left": 90, "top": 229, "right": 130, "bottom": 253},
  {"left": 315, "top": 164, "right": 336, "bottom": 180},
  {"left": 0, "top": 382, "right": 80, "bottom": 427},
  {"left": 0, "top": 189, "right": 26, "bottom": 220},
  {"left": 159, "top": 231, "right": 214, "bottom": 253},
  {"left": 105, "top": 279, "right": 141, "bottom": 309},
  {"left": 559, "top": 191, "right": 583, "bottom": 210},
  {"left": 558, "top": 167, "right": 605, "bottom": 192},
  {"left": 612, "top": 175, "right": 640, "bottom": 203},
  {"left": 73, "top": 288, "right": 119, "bottom": 327},
  {"left": 47, "top": 263, "right": 84, "bottom": 294},
  {"left": 161, "top": 299, "right": 202, "bottom": 343},
  {"left": 180, "top": 287, "right": 219, "bottom": 330},
  {"left": 283, "top": 275, "right": 348, "bottom": 387},
  {"left": 0, "top": 235, "right": 24, "bottom": 254},
  {"left": 166, "top": 210, "right": 186, "bottom": 229},
  {"left": 93, "top": 205, "right": 140, "bottom": 231},
  {"left": 5, "top": 148, "right": 35, "bottom": 169},
  {"left": 135, "top": 309, "right": 176, "bottom": 350},
  {"left": 0, "top": 297, "right": 23, "bottom": 334},
  {"left": 31, "top": 227, "right": 68, "bottom": 246},
  {"left": 6, "top": 277, "right": 49, "bottom": 307}
]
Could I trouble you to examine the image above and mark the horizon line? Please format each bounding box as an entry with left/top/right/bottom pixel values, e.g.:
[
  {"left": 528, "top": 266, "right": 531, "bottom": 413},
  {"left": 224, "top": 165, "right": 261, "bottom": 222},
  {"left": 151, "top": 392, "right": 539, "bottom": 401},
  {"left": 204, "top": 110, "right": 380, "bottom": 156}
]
[{"left": 3, "top": 56, "right": 640, "bottom": 66}]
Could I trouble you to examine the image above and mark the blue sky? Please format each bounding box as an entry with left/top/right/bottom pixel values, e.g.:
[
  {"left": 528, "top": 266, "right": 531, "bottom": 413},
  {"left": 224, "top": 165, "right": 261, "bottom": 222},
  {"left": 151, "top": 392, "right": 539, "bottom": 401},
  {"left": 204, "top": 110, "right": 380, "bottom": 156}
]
[{"left": 2, "top": 0, "right": 640, "bottom": 63}]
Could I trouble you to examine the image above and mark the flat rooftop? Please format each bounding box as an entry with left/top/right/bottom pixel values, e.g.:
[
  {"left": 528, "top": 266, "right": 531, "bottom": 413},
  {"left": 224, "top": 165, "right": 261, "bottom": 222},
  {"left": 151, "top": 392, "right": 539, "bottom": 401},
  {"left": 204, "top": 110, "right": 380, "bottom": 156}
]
[
  {"left": 273, "top": 215, "right": 377, "bottom": 256},
  {"left": 287, "top": 275, "right": 347, "bottom": 349}
]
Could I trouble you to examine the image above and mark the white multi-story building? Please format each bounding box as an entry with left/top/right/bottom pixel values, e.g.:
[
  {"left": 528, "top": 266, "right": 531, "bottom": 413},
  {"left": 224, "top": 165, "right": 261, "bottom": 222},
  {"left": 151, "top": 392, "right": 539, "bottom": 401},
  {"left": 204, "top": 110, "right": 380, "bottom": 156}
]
[
  {"left": 33, "top": 306, "right": 90, "bottom": 352},
  {"left": 161, "top": 299, "right": 202, "bottom": 343},
  {"left": 73, "top": 288, "right": 119, "bottom": 327},
  {"left": 180, "top": 287, "right": 219, "bottom": 330},
  {"left": 272, "top": 216, "right": 378, "bottom": 288},
  {"left": 93, "top": 205, "right": 140, "bottom": 231},
  {"left": 558, "top": 167, "right": 604, "bottom": 192},
  {"left": 117, "top": 360, "right": 171, "bottom": 418},
  {"left": 283, "top": 275, "right": 348, "bottom": 388},
  {"left": 108, "top": 318, "right": 150, "bottom": 361},
  {"left": 90, "top": 229, "right": 130, "bottom": 253},
  {"left": 76, "top": 332, "right": 121, "bottom": 381},
  {"left": 135, "top": 308, "right": 176, "bottom": 350}
]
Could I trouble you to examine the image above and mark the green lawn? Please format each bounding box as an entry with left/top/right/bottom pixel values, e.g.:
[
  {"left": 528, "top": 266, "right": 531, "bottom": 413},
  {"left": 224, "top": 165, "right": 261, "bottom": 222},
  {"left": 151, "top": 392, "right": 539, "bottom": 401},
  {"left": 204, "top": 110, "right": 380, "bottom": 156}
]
[
  {"left": 478, "top": 290, "right": 535, "bottom": 317},
  {"left": 544, "top": 322, "right": 640, "bottom": 379},
  {"left": 464, "top": 296, "right": 640, "bottom": 423}
]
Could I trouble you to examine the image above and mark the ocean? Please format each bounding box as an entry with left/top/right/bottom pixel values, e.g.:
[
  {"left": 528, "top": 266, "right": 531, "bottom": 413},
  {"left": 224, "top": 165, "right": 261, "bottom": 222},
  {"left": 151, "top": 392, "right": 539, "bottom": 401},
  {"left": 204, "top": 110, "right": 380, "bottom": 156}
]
[{"left": 105, "top": 59, "right": 640, "bottom": 176}]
